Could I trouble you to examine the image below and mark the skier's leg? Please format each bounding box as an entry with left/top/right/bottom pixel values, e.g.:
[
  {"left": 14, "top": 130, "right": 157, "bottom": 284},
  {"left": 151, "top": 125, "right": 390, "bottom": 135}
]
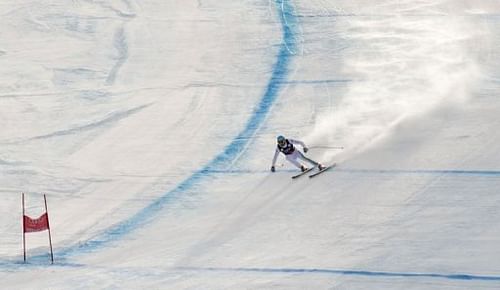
[
  {"left": 286, "top": 151, "right": 305, "bottom": 170},
  {"left": 297, "top": 151, "right": 319, "bottom": 166}
]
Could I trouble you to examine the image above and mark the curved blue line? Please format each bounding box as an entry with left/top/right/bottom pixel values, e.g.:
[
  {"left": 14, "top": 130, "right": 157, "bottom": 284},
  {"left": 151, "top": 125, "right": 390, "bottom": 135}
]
[{"left": 38, "top": 0, "right": 299, "bottom": 262}]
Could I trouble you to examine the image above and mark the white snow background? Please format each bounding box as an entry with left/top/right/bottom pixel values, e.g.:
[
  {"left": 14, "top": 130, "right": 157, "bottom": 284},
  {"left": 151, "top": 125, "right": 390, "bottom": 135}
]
[{"left": 1, "top": 0, "right": 500, "bottom": 289}]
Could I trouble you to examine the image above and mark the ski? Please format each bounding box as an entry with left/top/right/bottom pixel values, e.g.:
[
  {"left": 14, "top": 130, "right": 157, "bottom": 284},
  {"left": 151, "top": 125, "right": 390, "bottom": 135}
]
[
  {"left": 309, "top": 163, "right": 336, "bottom": 178},
  {"left": 291, "top": 167, "right": 314, "bottom": 179}
]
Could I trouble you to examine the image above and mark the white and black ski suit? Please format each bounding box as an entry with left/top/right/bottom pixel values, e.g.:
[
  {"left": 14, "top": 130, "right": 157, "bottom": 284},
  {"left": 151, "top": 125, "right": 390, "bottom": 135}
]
[{"left": 271, "top": 138, "right": 319, "bottom": 170}]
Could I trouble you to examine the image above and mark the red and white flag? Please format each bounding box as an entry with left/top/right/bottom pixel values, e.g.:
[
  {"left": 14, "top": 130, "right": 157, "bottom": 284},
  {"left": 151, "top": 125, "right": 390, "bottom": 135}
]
[
  {"left": 23, "top": 213, "right": 49, "bottom": 233},
  {"left": 22, "top": 193, "right": 54, "bottom": 263}
]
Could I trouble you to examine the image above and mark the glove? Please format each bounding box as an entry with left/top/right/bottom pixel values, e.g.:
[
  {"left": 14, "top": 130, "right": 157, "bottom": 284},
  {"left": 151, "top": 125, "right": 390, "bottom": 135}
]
[
  {"left": 271, "top": 166, "right": 275, "bottom": 172},
  {"left": 303, "top": 147, "right": 309, "bottom": 153}
]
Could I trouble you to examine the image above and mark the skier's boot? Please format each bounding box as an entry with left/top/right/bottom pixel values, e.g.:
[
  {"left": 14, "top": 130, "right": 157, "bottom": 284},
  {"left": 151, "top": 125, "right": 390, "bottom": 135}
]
[
  {"left": 301, "top": 165, "right": 307, "bottom": 172},
  {"left": 318, "top": 164, "right": 325, "bottom": 170}
]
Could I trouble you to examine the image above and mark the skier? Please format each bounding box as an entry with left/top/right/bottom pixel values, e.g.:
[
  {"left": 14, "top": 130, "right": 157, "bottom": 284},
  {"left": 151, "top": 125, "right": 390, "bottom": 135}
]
[{"left": 271, "top": 135, "right": 325, "bottom": 172}]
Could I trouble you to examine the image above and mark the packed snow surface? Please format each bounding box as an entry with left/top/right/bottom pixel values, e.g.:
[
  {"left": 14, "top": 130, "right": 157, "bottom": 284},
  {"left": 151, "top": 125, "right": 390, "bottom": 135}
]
[{"left": 2, "top": 0, "right": 500, "bottom": 289}]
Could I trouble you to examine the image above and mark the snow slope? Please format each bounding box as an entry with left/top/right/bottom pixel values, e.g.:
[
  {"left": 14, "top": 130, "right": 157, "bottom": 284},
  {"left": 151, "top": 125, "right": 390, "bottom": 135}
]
[{"left": 2, "top": 0, "right": 500, "bottom": 289}]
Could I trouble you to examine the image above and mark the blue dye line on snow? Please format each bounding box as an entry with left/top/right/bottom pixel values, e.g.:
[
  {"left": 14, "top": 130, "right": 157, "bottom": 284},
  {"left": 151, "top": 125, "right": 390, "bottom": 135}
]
[
  {"left": 339, "top": 168, "right": 500, "bottom": 176},
  {"left": 23, "top": 0, "right": 299, "bottom": 263},
  {"left": 203, "top": 168, "right": 500, "bottom": 176},
  {"left": 279, "top": 79, "right": 352, "bottom": 84},
  {"left": 178, "top": 266, "right": 500, "bottom": 282}
]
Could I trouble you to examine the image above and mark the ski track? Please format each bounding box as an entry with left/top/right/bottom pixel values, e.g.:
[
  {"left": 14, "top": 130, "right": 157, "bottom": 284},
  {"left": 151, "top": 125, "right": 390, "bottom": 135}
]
[
  {"left": 16, "top": 0, "right": 300, "bottom": 264},
  {"left": 105, "top": 26, "right": 129, "bottom": 86},
  {"left": 0, "top": 104, "right": 151, "bottom": 144}
]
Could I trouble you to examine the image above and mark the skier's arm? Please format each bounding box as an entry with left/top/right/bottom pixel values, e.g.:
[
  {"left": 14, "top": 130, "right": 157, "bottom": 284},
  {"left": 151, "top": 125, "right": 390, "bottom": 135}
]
[
  {"left": 289, "top": 139, "right": 309, "bottom": 153},
  {"left": 271, "top": 148, "right": 280, "bottom": 171}
]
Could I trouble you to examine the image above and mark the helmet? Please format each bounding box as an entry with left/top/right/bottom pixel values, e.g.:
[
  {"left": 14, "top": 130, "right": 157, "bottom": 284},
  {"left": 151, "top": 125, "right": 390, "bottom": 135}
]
[{"left": 277, "top": 135, "right": 286, "bottom": 146}]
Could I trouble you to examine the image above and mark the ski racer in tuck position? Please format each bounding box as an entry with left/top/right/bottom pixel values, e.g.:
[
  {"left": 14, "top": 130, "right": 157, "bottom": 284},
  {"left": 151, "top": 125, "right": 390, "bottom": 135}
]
[{"left": 271, "top": 135, "right": 325, "bottom": 172}]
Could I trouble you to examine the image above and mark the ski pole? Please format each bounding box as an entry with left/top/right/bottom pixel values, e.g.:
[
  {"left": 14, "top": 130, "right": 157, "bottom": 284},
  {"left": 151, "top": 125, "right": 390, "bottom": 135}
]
[{"left": 310, "top": 146, "right": 344, "bottom": 150}]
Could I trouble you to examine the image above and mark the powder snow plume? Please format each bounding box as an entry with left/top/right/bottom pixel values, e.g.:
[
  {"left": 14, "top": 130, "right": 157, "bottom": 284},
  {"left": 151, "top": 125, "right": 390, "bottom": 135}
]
[{"left": 307, "top": 0, "right": 486, "bottom": 162}]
